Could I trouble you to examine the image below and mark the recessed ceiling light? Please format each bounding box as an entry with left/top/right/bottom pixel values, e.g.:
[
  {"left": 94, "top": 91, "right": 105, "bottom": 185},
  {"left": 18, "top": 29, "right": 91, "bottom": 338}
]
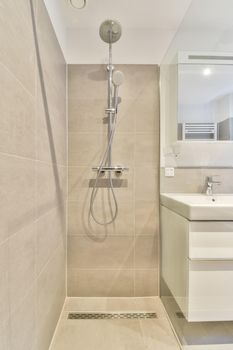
[
  {"left": 203, "top": 68, "right": 212, "bottom": 76},
  {"left": 69, "top": 0, "right": 86, "bottom": 9}
]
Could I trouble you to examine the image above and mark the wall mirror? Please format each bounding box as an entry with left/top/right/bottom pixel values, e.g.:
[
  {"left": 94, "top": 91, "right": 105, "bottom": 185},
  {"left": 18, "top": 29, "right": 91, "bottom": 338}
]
[{"left": 178, "top": 57, "right": 233, "bottom": 142}]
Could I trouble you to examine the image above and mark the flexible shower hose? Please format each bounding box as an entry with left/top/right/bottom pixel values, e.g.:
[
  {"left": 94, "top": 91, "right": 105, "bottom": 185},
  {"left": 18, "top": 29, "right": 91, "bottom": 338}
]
[{"left": 90, "top": 116, "right": 118, "bottom": 225}]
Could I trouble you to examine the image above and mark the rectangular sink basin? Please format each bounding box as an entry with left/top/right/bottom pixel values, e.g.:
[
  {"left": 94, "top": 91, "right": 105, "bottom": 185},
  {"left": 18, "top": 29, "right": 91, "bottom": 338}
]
[{"left": 160, "top": 193, "right": 233, "bottom": 220}]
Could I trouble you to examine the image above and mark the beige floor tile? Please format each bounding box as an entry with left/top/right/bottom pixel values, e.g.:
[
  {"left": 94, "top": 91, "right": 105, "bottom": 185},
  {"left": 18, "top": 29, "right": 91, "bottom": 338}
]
[
  {"left": 140, "top": 318, "right": 180, "bottom": 350},
  {"left": 50, "top": 319, "right": 145, "bottom": 350},
  {"left": 50, "top": 297, "right": 180, "bottom": 350}
]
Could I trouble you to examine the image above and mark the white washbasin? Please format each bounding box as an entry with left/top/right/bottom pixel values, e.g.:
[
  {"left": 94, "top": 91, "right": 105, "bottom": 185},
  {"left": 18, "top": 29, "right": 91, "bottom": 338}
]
[{"left": 160, "top": 193, "right": 233, "bottom": 220}]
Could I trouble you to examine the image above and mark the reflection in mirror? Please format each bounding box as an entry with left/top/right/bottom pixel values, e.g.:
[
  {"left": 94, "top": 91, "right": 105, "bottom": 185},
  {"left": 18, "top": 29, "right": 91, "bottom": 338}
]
[{"left": 178, "top": 63, "right": 233, "bottom": 141}]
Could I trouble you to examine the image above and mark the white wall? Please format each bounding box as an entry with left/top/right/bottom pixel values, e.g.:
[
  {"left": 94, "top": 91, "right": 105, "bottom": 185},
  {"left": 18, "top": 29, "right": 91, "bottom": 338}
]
[
  {"left": 179, "top": 104, "right": 213, "bottom": 124},
  {"left": 66, "top": 27, "right": 176, "bottom": 64},
  {"left": 43, "top": 0, "right": 67, "bottom": 57}
]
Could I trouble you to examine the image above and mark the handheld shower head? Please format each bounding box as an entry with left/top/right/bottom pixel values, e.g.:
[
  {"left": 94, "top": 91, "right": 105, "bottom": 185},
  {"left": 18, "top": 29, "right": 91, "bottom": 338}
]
[
  {"left": 113, "top": 70, "right": 124, "bottom": 86},
  {"left": 99, "top": 20, "right": 122, "bottom": 44},
  {"left": 112, "top": 71, "right": 124, "bottom": 112}
]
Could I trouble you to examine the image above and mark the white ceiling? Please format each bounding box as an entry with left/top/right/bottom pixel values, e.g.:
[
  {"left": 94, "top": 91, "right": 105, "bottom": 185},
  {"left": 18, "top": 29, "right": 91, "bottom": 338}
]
[
  {"left": 59, "top": 0, "right": 192, "bottom": 29},
  {"left": 44, "top": 0, "right": 192, "bottom": 64}
]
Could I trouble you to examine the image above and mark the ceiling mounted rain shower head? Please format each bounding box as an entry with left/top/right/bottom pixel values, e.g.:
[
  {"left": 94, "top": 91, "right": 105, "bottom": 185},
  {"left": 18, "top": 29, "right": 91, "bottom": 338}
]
[
  {"left": 99, "top": 20, "right": 122, "bottom": 44},
  {"left": 69, "top": 0, "right": 86, "bottom": 9}
]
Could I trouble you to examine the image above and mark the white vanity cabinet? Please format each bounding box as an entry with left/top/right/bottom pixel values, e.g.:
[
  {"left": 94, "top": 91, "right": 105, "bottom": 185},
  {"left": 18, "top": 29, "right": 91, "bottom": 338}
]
[{"left": 161, "top": 205, "right": 233, "bottom": 322}]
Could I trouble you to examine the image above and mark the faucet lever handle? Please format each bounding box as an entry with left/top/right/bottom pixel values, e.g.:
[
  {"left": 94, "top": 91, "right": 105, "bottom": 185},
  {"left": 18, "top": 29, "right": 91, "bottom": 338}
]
[{"left": 207, "top": 175, "right": 221, "bottom": 184}]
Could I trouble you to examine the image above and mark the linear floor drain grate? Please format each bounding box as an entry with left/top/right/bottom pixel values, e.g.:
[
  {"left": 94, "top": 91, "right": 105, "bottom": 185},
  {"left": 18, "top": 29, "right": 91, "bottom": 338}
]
[{"left": 68, "top": 312, "right": 157, "bottom": 320}]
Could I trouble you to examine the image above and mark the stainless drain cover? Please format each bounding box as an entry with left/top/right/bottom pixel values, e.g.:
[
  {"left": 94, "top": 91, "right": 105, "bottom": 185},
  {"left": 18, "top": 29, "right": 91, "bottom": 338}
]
[{"left": 68, "top": 312, "right": 157, "bottom": 320}]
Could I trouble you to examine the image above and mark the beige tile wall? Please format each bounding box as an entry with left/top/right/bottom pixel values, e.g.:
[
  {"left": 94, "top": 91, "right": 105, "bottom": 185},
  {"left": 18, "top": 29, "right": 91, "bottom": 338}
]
[
  {"left": 68, "top": 64, "right": 160, "bottom": 297},
  {"left": 160, "top": 167, "right": 233, "bottom": 193},
  {"left": 0, "top": 1, "right": 67, "bottom": 349}
]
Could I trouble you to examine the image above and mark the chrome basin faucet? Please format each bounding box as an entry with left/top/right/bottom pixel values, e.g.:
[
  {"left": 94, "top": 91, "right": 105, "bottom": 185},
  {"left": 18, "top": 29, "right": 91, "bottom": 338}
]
[{"left": 206, "top": 176, "right": 221, "bottom": 196}]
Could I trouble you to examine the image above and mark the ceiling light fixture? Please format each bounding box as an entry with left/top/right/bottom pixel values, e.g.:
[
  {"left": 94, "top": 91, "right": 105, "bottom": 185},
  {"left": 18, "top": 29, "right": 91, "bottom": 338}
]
[
  {"left": 203, "top": 68, "right": 212, "bottom": 76},
  {"left": 69, "top": 0, "right": 86, "bottom": 9}
]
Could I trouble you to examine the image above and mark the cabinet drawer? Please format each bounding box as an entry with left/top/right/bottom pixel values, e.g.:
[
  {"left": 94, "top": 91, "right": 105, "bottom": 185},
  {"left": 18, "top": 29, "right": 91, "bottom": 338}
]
[
  {"left": 189, "top": 221, "right": 233, "bottom": 260},
  {"left": 188, "top": 260, "right": 233, "bottom": 322}
]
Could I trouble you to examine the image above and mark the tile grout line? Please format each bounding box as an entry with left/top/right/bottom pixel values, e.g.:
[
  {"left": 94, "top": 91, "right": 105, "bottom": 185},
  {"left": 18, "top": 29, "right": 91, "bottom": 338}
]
[{"left": 0, "top": 151, "right": 67, "bottom": 168}]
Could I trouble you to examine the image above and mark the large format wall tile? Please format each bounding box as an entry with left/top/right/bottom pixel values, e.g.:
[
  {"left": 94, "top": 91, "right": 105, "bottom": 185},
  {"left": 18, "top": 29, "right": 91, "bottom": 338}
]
[
  {"left": 68, "top": 65, "right": 160, "bottom": 296},
  {"left": 36, "top": 161, "right": 67, "bottom": 217},
  {"left": 36, "top": 206, "right": 66, "bottom": 275},
  {"left": 134, "top": 236, "right": 158, "bottom": 269},
  {"left": 68, "top": 65, "right": 106, "bottom": 100},
  {"left": 0, "top": 0, "right": 35, "bottom": 94},
  {"left": 135, "top": 269, "right": 159, "bottom": 296},
  {"left": 0, "top": 154, "right": 35, "bottom": 244},
  {"left": 160, "top": 167, "right": 233, "bottom": 194},
  {"left": 68, "top": 165, "right": 134, "bottom": 202},
  {"left": 37, "top": 244, "right": 65, "bottom": 350},
  {"left": 36, "top": 0, "right": 67, "bottom": 166},
  {"left": 0, "top": 0, "right": 67, "bottom": 349},
  {"left": 10, "top": 287, "right": 36, "bottom": 350},
  {"left": 0, "top": 64, "right": 35, "bottom": 158},
  {"left": 0, "top": 242, "right": 10, "bottom": 330},
  {"left": 68, "top": 235, "right": 134, "bottom": 269},
  {"left": 69, "top": 98, "right": 107, "bottom": 133},
  {"left": 68, "top": 200, "right": 134, "bottom": 236},
  {"left": 68, "top": 269, "right": 134, "bottom": 297},
  {"left": 135, "top": 200, "right": 158, "bottom": 236},
  {"left": 9, "top": 223, "right": 36, "bottom": 314},
  {"left": 69, "top": 132, "right": 105, "bottom": 166}
]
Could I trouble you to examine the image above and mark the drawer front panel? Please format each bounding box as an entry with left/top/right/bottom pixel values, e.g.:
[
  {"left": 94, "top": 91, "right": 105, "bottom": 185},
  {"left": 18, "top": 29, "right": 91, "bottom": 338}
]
[
  {"left": 189, "top": 221, "right": 233, "bottom": 260},
  {"left": 188, "top": 260, "right": 233, "bottom": 322}
]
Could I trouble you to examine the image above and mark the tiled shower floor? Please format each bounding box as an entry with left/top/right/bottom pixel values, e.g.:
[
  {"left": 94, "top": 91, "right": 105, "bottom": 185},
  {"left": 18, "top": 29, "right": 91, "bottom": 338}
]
[{"left": 49, "top": 297, "right": 180, "bottom": 350}]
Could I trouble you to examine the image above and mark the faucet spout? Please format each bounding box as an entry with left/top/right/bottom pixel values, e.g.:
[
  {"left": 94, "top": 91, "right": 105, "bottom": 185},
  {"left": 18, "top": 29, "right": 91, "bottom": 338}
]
[{"left": 205, "top": 176, "right": 221, "bottom": 196}]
